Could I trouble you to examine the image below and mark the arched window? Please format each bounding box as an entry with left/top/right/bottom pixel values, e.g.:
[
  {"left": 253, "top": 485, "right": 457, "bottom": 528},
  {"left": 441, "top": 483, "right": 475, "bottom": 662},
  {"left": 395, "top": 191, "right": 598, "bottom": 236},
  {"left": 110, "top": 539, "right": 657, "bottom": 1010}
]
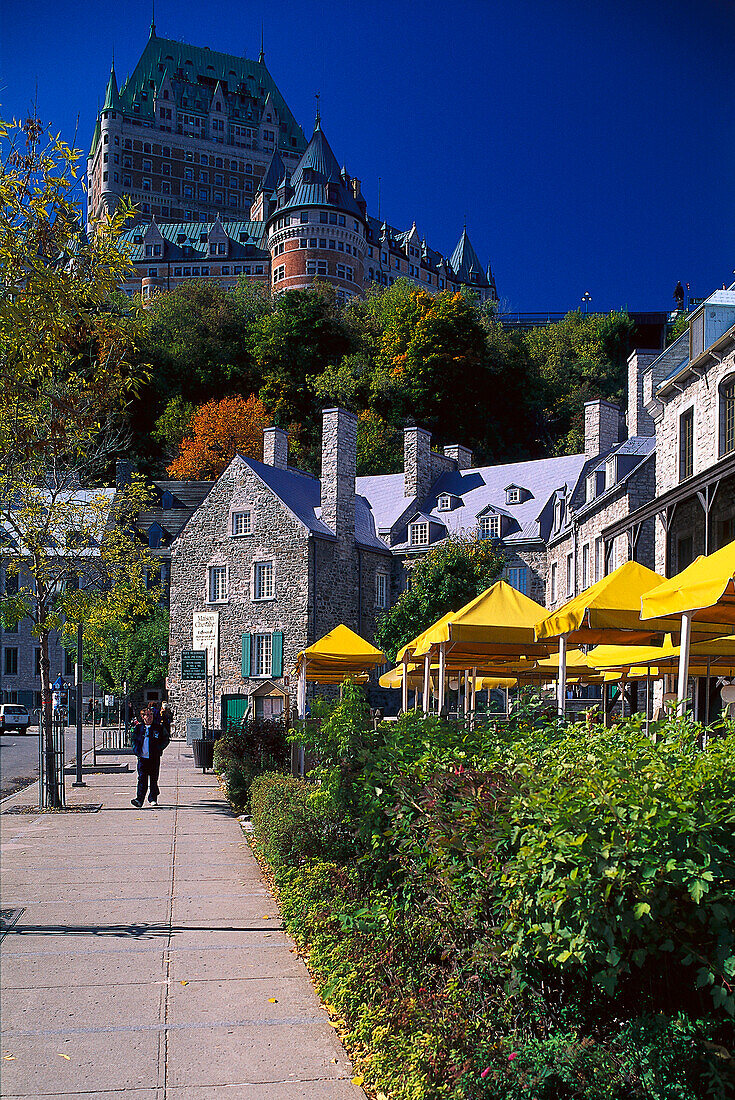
[{"left": 720, "top": 375, "right": 735, "bottom": 457}]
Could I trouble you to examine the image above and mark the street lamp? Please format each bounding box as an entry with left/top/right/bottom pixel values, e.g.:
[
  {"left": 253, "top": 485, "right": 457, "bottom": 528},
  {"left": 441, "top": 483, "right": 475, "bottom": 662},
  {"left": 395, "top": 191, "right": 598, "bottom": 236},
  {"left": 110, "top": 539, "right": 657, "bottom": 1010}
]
[{"left": 581, "top": 291, "right": 592, "bottom": 314}]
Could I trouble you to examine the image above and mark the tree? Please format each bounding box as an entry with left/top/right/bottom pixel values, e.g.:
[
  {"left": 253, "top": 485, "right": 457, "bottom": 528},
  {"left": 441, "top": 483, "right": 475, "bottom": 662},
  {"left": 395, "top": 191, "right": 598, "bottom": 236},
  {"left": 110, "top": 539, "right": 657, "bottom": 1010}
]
[
  {"left": 65, "top": 605, "right": 169, "bottom": 712},
  {"left": 0, "top": 115, "right": 152, "bottom": 804},
  {"left": 152, "top": 394, "right": 196, "bottom": 465},
  {"left": 525, "top": 310, "right": 635, "bottom": 455},
  {"left": 374, "top": 534, "right": 505, "bottom": 662},
  {"left": 356, "top": 409, "right": 402, "bottom": 475},
  {"left": 167, "top": 393, "right": 271, "bottom": 479}
]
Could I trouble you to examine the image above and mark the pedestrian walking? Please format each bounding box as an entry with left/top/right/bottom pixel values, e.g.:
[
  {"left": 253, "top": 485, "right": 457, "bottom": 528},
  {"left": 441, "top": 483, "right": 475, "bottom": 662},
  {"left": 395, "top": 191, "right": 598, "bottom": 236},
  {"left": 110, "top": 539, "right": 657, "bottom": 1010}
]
[{"left": 130, "top": 704, "right": 170, "bottom": 808}]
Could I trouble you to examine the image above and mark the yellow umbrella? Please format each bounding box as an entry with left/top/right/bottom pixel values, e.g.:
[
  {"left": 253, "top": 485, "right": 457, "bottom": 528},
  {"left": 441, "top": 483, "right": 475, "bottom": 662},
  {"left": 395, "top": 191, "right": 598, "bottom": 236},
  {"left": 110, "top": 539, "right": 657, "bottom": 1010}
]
[
  {"left": 534, "top": 561, "right": 673, "bottom": 715},
  {"left": 641, "top": 541, "right": 735, "bottom": 709},
  {"left": 293, "top": 625, "right": 384, "bottom": 716}
]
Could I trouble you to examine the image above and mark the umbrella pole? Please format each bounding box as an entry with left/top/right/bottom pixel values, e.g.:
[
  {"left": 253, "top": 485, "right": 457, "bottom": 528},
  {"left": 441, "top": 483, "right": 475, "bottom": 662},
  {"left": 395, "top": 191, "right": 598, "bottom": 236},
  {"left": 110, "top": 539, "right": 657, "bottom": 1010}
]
[
  {"left": 471, "top": 666, "right": 477, "bottom": 726},
  {"left": 423, "top": 653, "right": 431, "bottom": 716},
  {"left": 401, "top": 653, "right": 409, "bottom": 714},
  {"left": 646, "top": 670, "right": 651, "bottom": 738},
  {"left": 704, "top": 656, "right": 711, "bottom": 749},
  {"left": 438, "top": 643, "right": 446, "bottom": 715},
  {"left": 557, "top": 635, "right": 568, "bottom": 718},
  {"left": 464, "top": 669, "right": 470, "bottom": 719},
  {"left": 676, "top": 612, "right": 692, "bottom": 716}
]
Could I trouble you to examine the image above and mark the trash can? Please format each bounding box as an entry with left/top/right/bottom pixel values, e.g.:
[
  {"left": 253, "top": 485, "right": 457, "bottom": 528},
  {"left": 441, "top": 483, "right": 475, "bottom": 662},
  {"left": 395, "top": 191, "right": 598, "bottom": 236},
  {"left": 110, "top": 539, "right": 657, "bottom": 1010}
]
[{"left": 192, "top": 738, "right": 215, "bottom": 772}]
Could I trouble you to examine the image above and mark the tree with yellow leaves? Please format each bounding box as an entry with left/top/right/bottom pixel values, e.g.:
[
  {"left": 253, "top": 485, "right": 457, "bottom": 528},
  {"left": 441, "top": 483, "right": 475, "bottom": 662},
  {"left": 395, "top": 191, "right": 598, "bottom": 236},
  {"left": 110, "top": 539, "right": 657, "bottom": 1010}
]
[
  {"left": 167, "top": 393, "right": 272, "bottom": 479},
  {"left": 0, "top": 115, "right": 152, "bottom": 804}
]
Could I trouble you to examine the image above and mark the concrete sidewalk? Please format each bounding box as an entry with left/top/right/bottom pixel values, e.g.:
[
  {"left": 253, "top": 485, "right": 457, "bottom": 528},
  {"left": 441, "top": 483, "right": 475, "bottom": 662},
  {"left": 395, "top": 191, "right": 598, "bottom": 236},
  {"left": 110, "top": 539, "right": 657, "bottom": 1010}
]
[{"left": 0, "top": 741, "right": 365, "bottom": 1098}]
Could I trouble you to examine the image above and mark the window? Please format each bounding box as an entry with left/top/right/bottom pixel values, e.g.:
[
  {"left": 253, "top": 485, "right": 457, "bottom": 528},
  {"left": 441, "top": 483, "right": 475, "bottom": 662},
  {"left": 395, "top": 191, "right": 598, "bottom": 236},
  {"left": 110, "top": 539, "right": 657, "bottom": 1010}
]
[
  {"left": 319, "top": 212, "right": 328, "bottom": 224},
  {"left": 254, "top": 561, "right": 274, "bottom": 600},
  {"left": 64, "top": 650, "right": 75, "bottom": 677},
  {"left": 566, "top": 553, "right": 574, "bottom": 597},
  {"left": 376, "top": 572, "right": 388, "bottom": 609},
  {"left": 300, "top": 211, "right": 309, "bottom": 223},
  {"left": 253, "top": 633, "right": 272, "bottom": 677},
  {"left": 437, "top": 494, "right": 451, "bottom": 512},
  {"left": 232, "top": 510, "right": 251, "bottom": 536},
  {"left": 550, "top": 561, "right": 558, "bottom": 603},
  {"left": 720, "top": 377, "right": 735, "bottom": 457},
  {"left": 148, "top": 523, "right": 163, "bottom": 549},
  {"left": 208, "top": 565, "right": 228, "bottom": 602},
  {"left": 679, "top": 407, "right": 694, "bottom": 480},
  {"left": 507, "top": 487, "right": 521, "bottom": 504},
  {"left": 409, "top": 522, "right": 429, "bottom": 546},
  {"left": 479, "top": 514, "right": 501, "bottom": 539},
  {"left": 4, "top": 648, "right": 18, "bottom": 675},
  {"left": 677, "top": 535, "right": 694, "bottom": 571},
  {"left": 161, "top": 490, "right": 173, "bottom": 510},
  {"left": 506, "top": 566, "right": 528, "bottom": 595},
  {"left": 582, "top": 543, "right": 590, "bottom": 588},
  {"left": 594, "top": 536, "right": 603, "bottom": 582}
]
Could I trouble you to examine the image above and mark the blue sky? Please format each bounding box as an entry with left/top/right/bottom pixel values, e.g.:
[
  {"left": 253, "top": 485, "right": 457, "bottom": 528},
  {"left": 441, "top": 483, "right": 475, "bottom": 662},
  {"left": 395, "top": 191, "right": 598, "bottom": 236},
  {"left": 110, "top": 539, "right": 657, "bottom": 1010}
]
[{"left": 2, "top": 0, "right": 734, "bottom": 312}]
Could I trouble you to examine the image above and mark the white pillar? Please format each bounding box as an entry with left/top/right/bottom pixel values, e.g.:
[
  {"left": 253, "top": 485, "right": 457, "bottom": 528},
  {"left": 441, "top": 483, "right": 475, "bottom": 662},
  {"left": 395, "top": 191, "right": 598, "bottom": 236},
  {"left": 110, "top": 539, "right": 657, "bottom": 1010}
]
[
  {"left": 401, "top": 652, "right": 409, "bottom": 714},
  {"left": 557, "top": 635, "right": 568, "bottom": 717},
  {"left": 423, "top": 653, "right": 431, "bottom": 715},
  {"left": 470, "top": 666, "right": 477, "bottom": 718},
  {"left": 464, "top": 669, "right": 470, "bottom": 716},
  {"left": 677, "top": 612, "right": 692, "bottom": 714},
  {"left": 297, "top": 662, "right": 307, "bottom": 719},
  {"left": 438, "top": 644, "right": 446, "bottom": 715}
]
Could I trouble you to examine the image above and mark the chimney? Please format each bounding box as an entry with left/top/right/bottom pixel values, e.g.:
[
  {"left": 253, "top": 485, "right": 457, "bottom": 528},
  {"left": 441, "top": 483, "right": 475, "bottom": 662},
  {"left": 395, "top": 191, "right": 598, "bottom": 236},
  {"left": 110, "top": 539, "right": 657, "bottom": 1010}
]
[
  {"left": 116, "top": 459, "right": 134, "bottom": 488},
  {"left": 443, "top": 443, "right": 473, "bottom": 469},
  {"left": 403, "top": 426, "right": 433, "bottom": 499},
  {"left": 584, "top": 400, "right": 621, "bottom": 460},
  {"left": 320, "top": 408, "right": 357, "bottom": 541},
  {"left": 627, "top": 349, "right": 662, "bottom": 437},
  {"left": 263, "top": 426, "right": 288, "bottom": 469}
]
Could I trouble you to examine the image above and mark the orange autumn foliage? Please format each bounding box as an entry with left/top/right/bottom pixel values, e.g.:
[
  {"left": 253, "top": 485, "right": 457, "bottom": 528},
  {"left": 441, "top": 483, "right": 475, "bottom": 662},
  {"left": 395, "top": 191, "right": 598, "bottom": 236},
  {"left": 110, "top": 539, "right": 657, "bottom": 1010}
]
[{"left": 166, "top": 394, "right": 272, "bottom": 479}]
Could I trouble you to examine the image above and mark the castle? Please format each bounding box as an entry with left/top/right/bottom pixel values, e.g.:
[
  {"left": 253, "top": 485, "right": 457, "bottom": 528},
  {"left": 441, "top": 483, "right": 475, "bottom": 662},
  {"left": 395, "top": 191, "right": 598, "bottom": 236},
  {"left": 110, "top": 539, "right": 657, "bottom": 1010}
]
[{"left": 87, "top": 25, "right": 497, "bottom": 304}]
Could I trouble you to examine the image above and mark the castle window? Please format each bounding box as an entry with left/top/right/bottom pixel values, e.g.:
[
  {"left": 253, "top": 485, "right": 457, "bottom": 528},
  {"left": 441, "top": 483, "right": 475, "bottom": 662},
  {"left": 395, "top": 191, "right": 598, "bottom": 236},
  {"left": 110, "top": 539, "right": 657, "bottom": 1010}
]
[
  {"left": 300, "top": 211, "right": 309, "bottom": 223},
  {"left": 329, "top": 240, "right": 336, "bottom": 250},
  {"left": 319, "top": 239, "right": 327, "bottom": 249},
  {"left": 346, "top": 267, "right": 353, "bottom": 280},
  {"left": 317, "top": 261, "right": 327, "bottom": 275},
  {"left": 479, "top": 515, "right": 501, "bottom": 540},
  {"left": 338, "top": 215, "right": 345, "bottom": 226},
  {"left": 300, "top": 239, "right": 307, "bottom": 248},
  {"left": 409, "top": 522, "right": 429, "bottom": 547},
  {"left": 376, "top": 572, "right": 389, "bottom": 609},
  {"left": 329, "top": 212, "right": 337, "bottom": 224},
  {"left": 319, "top": 212, "right": 328, "bottom": 224}
]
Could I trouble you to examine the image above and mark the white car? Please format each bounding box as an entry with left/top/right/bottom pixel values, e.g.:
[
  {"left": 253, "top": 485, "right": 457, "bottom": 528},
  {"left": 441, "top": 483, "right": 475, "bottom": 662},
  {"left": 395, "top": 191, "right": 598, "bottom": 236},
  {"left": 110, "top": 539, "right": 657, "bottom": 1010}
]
[{"left": 0, "top": 704, "right": 31, "bottom": 734}]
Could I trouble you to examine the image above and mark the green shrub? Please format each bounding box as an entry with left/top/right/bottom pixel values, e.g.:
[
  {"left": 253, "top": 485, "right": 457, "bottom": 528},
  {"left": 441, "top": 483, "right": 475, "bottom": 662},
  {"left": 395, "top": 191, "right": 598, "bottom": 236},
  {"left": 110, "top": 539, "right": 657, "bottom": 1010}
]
[
  {"left": 250, "top": 773, "right": 354, "bottom": 867},
  {"left": 214, "top": 717, "right": 289, "bottom": 812}
]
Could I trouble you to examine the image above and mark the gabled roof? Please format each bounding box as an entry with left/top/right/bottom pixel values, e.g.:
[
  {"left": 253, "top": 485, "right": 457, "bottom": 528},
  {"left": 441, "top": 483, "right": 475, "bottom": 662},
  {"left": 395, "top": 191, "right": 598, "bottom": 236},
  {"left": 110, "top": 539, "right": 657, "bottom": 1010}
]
[
  {"left": 276, "top": 123, "right": 363, "bottom": 219},
  {"left": 120, "top": 219, "right": 268, "bottom": 262}
]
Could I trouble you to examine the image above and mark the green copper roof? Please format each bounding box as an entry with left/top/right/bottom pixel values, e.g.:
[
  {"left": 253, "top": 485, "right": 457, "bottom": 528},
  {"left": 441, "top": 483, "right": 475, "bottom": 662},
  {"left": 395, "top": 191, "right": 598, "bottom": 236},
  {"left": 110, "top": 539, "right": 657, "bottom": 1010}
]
[
  {"left": 113, "top": 33, "right": 306, "bottom": 152},
  {"left": 102, "top": 66, "right": 120, "bottom": 111},
  {"left": 449, "top": 227, "right": 489, "bottom": 287},
  {"left": 257, "top": 149, "right": 285, "bottom": 194}
]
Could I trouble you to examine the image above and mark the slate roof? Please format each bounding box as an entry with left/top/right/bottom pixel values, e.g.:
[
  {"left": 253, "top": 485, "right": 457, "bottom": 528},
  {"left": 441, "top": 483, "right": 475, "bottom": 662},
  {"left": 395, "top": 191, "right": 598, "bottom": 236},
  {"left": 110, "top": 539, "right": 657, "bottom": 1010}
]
[
  {"left": 240, "top": 457, "right": 390, "bottom": 553},
  {"left": 449, "top": 227, "right": 491, "bottom": 288},
  {"left": 258, "top": 149, "right": 286, "bottom": 194},
  {"left": 357, "top": 453, "right": 588, "bottom": 548},
  {"left": 135, "top": 479, "right": 214, "bottom": 552}
]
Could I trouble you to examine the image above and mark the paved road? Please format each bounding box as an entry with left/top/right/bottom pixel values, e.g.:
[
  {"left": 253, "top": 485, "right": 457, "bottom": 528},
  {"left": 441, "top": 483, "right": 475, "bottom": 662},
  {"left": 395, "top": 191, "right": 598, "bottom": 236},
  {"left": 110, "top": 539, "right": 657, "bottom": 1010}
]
[{"left": 0, "top": 726, "right": 98, "bottom": 800}]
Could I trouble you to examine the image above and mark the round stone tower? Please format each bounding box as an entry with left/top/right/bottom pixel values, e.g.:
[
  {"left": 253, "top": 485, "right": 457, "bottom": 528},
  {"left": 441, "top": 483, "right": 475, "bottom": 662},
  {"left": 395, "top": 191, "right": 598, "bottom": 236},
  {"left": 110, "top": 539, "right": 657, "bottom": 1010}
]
[{"left": 264, "top": 117, "right": 367, "bottom": 302}]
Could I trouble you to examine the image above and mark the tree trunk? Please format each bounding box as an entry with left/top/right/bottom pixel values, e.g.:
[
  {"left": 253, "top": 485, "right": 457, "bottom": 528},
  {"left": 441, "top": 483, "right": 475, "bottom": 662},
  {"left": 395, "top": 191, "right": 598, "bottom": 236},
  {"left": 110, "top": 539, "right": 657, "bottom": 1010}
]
[{"left": 38, "top": 628, "right": 60, "bottom": 807}]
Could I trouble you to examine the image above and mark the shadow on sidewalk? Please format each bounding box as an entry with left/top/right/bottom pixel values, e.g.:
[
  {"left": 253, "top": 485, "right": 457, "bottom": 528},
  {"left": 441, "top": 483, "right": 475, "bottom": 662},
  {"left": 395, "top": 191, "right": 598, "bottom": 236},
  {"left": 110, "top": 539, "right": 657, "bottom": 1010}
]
[{"left": 3, "top": 921, "right": 283, "bottom": 938}]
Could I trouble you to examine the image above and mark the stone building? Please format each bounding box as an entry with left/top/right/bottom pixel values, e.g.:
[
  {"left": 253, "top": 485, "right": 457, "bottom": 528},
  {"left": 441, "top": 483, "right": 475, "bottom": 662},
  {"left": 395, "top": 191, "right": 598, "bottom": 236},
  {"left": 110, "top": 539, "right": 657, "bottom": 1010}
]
[
  {"left": 91, "top": 28, "right": 497, "bottom": 305},
  {"left": 167, "top": 411, "right": 588, "bottom": 725},
  {"left": 603, "top": 287, "right": 735, "bottom": 577}
]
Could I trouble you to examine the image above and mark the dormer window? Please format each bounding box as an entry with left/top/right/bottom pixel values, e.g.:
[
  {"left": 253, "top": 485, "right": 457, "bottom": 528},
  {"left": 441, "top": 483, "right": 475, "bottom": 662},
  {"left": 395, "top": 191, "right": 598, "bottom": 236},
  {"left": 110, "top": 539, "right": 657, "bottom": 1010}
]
[
  {"left": 506, "top": 488, "right": 521, "bottom": 505},
  {"left": 479, "top": 514, "right": 501, "bottom": 540},
  {"left": 409, "top": 522, "right": 429, "bottom": 546},
  {"left": 148, "top": 523, "right": 164, "bottom": 549},
  {"left": 437, "top": 494, "right": 452, "bottom": 512},
  {"left": 586, "top": 475, "right": 596, "bottom": 503},
  {"left": 605, "top": 457, "right": 617, "bottom": 488},
  {"left": 161, "top": 490, "right": 173, "bottom": 510}
]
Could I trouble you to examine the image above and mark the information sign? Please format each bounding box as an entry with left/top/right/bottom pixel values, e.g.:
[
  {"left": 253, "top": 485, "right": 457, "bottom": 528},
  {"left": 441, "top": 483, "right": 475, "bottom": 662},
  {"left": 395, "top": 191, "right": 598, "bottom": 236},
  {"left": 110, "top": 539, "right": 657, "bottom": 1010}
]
[{"left": 181, "top": 650, "right": 207, "bottom": 681}]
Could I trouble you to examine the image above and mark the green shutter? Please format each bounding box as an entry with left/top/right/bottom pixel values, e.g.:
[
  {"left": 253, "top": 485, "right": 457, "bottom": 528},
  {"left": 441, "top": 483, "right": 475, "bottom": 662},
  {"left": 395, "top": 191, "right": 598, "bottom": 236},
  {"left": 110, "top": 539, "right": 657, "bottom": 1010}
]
[
  {"left": 241, "top": 633, "right": 251, "bottom": 678},
  {"left": 271, "top": 631, "right": 283, "bottom": 678}
]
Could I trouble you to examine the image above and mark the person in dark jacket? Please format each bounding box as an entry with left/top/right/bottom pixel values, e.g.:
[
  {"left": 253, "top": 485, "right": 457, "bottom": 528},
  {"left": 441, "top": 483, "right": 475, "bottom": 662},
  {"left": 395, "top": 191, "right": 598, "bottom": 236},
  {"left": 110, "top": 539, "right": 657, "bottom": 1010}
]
[{"left": 131, "top": 705, "right": 170, "bottom": 808}]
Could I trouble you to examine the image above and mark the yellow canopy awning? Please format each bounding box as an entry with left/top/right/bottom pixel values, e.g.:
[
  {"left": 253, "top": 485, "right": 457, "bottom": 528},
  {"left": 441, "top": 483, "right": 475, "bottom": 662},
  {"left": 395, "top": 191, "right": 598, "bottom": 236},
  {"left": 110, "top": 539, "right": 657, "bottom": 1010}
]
[
  {"left": 396, "top": 612, "right": 455, "bottom": 664},
  {"left": 413, "top": 580, "right": 552, "bottom": 663},
  {"left": 294, "top": 624, "right": 385, "bottom": 684},
  {"left": 641, "top": 540, "right": 735, "bottom": 630},
  {"left": 534, "top": 561, "right": 672, "bottom": 645}
]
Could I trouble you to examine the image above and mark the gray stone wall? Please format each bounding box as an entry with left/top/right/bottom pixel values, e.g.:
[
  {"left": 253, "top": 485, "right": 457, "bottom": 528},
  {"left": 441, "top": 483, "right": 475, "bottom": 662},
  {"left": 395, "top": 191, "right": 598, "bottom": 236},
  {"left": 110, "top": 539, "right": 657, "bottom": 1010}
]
[
  {"left": 584, "top": 400, "right": 621, "bottom": 459},
  {"left": 263, "top": 427, "right": 288, "bottom": 469},
  {"left": 627, "top": 350, "right": 659, "bottom": 437},
  {"left": 167, "top": 456, "right": 310, "bottom": 725},
  {"left": 321, "top": 408, "right": 357, "bottom": 541}
]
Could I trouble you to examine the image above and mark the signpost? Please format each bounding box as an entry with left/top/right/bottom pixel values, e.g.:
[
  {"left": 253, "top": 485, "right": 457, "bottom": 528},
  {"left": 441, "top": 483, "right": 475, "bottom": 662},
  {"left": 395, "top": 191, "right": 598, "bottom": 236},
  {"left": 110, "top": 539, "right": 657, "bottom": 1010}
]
[{"left": 182, "top": 648, "right": 209, "bottom": 739}]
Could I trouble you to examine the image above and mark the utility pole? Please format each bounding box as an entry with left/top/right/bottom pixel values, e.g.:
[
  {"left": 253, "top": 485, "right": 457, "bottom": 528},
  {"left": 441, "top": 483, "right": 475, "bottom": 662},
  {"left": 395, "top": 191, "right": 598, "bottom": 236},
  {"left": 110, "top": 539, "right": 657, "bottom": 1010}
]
[{"left": 72, "top": 620, "right": 86, "bottom": 787}]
